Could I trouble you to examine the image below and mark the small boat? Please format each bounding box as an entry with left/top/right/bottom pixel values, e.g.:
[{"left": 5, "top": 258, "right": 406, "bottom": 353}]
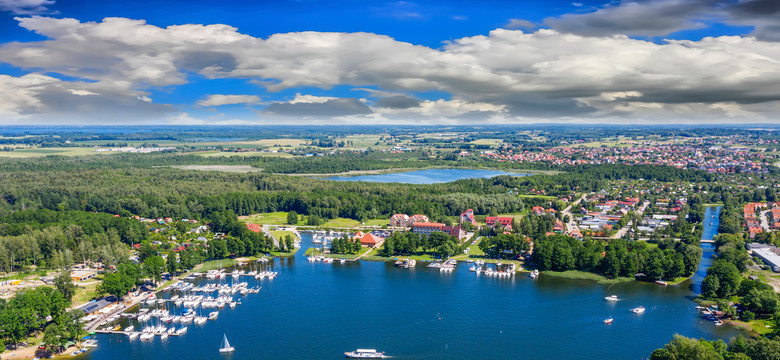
[
  {"left": 128, "top": 332, "right": 139, "bottom": 340},
  {"left": 219, "top": 334, "right": 236, "bottom": 353},
  {"left": 605, "top": 295, "right": 619, "bottom": 302},
  {"left": 631, "top": 306, "right": 646, "bottom": 314},
  {"left": 160, "top": 333, "right": 168, "bottom": 341},
  {"left": 209, "top": 311, "right": 219, "bottom": 320},
  {"left": 176, "top": 327, "right": 188, "bottom": 335},
  {"left": 344, "top": 349, "right": 385, "bottom": 358},
  {"left": 604, "top": 318, "right": 613, "bottom": 324},
  {"left": 82, "top": 339, "right": 98, "bottom": 347},
  {"left": 714, "top": 320, "right": 724, "bottom": 326},
  {"left": 655, "top": 280, "right": 668, "bottom": 286}
]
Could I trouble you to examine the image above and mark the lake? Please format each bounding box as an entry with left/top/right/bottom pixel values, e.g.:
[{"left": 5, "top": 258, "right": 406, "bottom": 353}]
[
  {"left": 322, "top": 168, "right": 531, "bottom": 184},
  {"left": 84, "top": 207, "right": 737, "bottom": 359}
]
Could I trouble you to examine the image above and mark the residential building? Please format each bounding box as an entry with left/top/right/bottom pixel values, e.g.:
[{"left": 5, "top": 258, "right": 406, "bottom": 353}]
[
  {"left": 390, "top": 214, "right": 410, "bottom": 227},
  {"left": 460, "top": 209, "right": 476, "bottom": 226},
  {"left": 486, "top": 216, "right": 513, "bottom": 229},
  {"left": 412, "top": 222, "right": 445, "bottom": 236},
  {"left": 70, "top": 270, "right": 97, "bottom": 282}
]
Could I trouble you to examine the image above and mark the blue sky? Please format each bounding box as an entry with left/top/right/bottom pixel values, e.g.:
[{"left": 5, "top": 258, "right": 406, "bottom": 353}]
[{"left": 0, "top": 0, "right": 778, "bottom": 125}]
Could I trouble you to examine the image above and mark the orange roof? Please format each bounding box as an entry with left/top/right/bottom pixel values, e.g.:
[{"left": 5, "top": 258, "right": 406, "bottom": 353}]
[{"left": 357, "top": 233, "right": 384, "bottom": 245}]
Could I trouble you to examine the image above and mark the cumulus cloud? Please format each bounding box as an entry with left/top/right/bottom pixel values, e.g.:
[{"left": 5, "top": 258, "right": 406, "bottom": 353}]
[
  {"left": 505, "top": 19, "right": 535, "bottom": 30},
  {"left": 2, "top": 16, "right": 780, "bottom": 123},
  {"left": 544, "top": 0, "right": 716, "bottom": 37},
  {"left": 0, "top": 0, "right": 55, "bottom": 15},
  {"left": 373, "top": 95, "right": 420, "bottom": 109},
  {"left": 0, "top": 73, "right": 173, "bottom": 122},
  {"left": 264, "top": 97, "right": 373, "bottom": 118},
  {"left": 197, "top": 94, "right": 261, "bottom": 107}
]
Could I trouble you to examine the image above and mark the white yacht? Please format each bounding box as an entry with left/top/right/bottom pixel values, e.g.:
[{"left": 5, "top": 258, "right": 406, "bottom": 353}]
[
  {"left": 219, "top": 334, "right": 235, "bottom": 353},
  {"left": 345, "top": 349, "right": 385, "bottom": 358}
]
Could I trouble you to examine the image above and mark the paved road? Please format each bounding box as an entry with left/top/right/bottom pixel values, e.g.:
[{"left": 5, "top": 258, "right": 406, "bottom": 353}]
[
  {"left": 611, "top": 201, "right": 650, "bottom": 239},
  {"left": 759, "top": 209, "right": 771, "bottom": 231},
  {"left": 561, "top": 194, "right": 587, "bottom": 234}
]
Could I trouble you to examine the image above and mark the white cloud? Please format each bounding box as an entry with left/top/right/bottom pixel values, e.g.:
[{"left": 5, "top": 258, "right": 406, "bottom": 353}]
[
  {"left": 197, "top": 94, "right": 261, "bottom": 107},
  {"left": 0, "top": 0, "right": 55, "bottom": 15},
  {"left": 2, "top": 16, "right": 780, "bottom": 123}
]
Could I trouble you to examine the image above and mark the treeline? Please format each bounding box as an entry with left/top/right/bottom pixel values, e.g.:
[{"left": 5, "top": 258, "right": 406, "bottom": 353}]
[
  {"left": 0, "top": 210, "right": 145, "bottom": 273},
  {"left": 0, "top": 168, "right": 526, "bottom": 223},
  {"left": 0, "top": 279, "right": 83, "bottom": 354},
  {"left": 651, "top": 334, "right": 780, "bottom": 360},
  {"left": 532, "top": 235, "right": 702, "bottom": 281},
  {"left": 379, "top": 231, "right": 463, "bottom": 258}
]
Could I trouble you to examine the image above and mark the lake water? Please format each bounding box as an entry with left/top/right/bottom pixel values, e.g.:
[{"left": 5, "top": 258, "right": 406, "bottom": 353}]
[
  {"left": 84, "top": 206, "right": 737, "bottom": 359},
  {"left": 322, "top": 168, "right": 530, "bottom": 184}
]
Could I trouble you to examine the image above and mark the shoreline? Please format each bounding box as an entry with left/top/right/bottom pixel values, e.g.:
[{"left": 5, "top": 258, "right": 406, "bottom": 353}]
[{"left": 277, "top": 167, "right": 560, "bottom": 178}]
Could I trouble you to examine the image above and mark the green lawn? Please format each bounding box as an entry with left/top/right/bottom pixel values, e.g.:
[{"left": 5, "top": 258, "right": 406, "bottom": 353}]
[
  {"left": 270, "top": 230, "right": 296, "bottom": 242},
  {"left": 198, "top": 151, "right": 292, "bottom": 158},
  {"left": 194, "top": 259, "right": 238, "bottom": 272},
  {"left": 321, "top": 217, "right": 389, "bottom": 228},
  {"left": 71, "top": 276, "right": 102, "bottom": 306},
  {"left": 746, "top": 318, "right": 774, "bottom": 335},
  {"left": 517, "top": 194, "right": 557, "bottom": 200},
  {"left": 267, "top": 248, "right": 299, "bottom": 257},
  {"left": 0, "top": 147, "right": 105, "bottom": 158},
  {"left": 240, "top": 212, "right": 290, "bottom": 225}
]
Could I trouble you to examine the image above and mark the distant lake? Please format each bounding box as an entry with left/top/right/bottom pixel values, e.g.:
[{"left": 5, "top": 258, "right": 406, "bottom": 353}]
[{"left": 322, "top": 168, "right": 531, "bottom": 184}]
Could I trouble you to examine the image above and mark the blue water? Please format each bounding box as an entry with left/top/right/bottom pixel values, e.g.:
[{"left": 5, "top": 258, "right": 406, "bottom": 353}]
[
  {"left": 84, "top": 206, "right": 736, "bottom": 359},
  {"left": 322, "top": 169, "right": 530, "bottom": 184}
]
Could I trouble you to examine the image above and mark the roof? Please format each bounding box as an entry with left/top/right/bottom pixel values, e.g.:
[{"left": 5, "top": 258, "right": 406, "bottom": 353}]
[
  {"left": 357, "top": 233, "right": 384, "bottom": 245},
  {"left": 79, "top": 298, "right": 113, "bottom": 314}
]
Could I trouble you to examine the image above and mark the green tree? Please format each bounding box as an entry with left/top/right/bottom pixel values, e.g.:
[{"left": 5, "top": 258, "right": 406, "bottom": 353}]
[
  {"left": 143, "top": 255, "right": 165, "bottom": 283},
  {"left": 650, "top": 334, "right": 724, "bottom": 360},
  {"left": 287, "top": 211, "right": 299, "bottom": 225},
  {"left": 166, "top": 253, "right": 178, "bottom": 275},
  {"left": 54, "top": 271, "right": 76, "bottom": 302},
  {"left": 701, "top": 274, "right": 720, "bottom": 299}
]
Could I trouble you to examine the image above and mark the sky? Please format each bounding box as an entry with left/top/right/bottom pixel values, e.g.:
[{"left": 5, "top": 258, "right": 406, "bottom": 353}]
[{"left": 0, "top": 0, "right": 779, "bottom": 125}]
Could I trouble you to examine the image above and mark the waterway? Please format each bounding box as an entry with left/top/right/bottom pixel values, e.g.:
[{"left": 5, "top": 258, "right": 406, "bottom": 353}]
[
  {"left": 322, "top": 168, "right": 531, "bottom": 184},
  {"left": 84, "top": 206, "right": 736, "bottom": 359}
]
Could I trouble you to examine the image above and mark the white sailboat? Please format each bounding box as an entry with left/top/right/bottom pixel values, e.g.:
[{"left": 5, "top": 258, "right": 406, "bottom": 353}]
[{"left": 219, "top": 334, "right": 235, "bottom": 353}]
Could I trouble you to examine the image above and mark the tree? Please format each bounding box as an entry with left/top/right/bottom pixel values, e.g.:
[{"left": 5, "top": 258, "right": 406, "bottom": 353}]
[
  {"left": 54, "top": 271, "right": 76, "bottom": 302},
  {"left": 166, "top": 253, "right": 178, "bottom": 275},
  {"left": 287, "top": 211, "right": 299, "bottom": 225},
  {"left": 143, "top": 255, "right": 165, "bottom": 283},
  {"left": 741, "top": 310, "right": 755, "bottom": 321},
  {"left": 701, "top": 274, "right": 720, "bottom": 299},
  {"left": 743, "top": 288, "right": 780, "bottom": 315},
  {"left": 284, "top": 235, "right": 294, "bottom": 253},
  {"left": 97, "top": 271, "right": 131, "bottom": 298},
  {"left": 650, "top": 335, "right": 724, "bottom": 360}
]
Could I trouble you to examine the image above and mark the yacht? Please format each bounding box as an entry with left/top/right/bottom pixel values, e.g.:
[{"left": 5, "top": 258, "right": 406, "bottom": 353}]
[
  {"left": 219, "top": 334, "right": 235, "bottom": 353},
  {"left": 631, "top": 306, "right": 646, "bottom": 314},
  {"left": 605, "top": 295, "right": 619, "bottom": 302},
  {"left": 208, "top": 311, "right": 219, "bottom": 320},
  {"left": 344, "top": 349, "right": 385, "bottom": 358}
]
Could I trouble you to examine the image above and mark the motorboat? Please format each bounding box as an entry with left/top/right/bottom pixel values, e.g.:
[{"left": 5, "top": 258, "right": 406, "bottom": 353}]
[
  {"left": 604, "top": 318, "right": 613, "bottom": 324},
  {"left": 631, "top": 306, "right": 646, "bottom": 314},
  {"left": 605, "top": 295, "right": 619, "bottom": 302},
  {"left": 344, "top": 349, "right": 385, "bottom": 358}
]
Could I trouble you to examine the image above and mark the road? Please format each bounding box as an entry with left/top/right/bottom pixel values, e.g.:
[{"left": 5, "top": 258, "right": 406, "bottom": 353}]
[
  {"left": 759, "top": 209, "right": 771, "bottom": 231},
  {"left": 561, "top": 194, "right": 587, "bottom": 234},
  {"left": 611, "top": 201, "right": 650, "bottom": 239}
]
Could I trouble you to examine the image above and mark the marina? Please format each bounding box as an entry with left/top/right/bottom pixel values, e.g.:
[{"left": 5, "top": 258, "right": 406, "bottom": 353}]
[{"left": 80, "top": 206, "right": 743, "bottom": 360}]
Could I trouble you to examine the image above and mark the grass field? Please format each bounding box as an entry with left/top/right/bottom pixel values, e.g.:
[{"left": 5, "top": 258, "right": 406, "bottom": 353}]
[
  {"left": 72, "top": 276, "right": 102, "bottom": 306},
  {"left": 0, "top": 147, "right": 105, "bottom": 158},
  {"left": 320, "top": 218, "right": 389, "bottom": 228},
  {"left": 195, "top": 259, "right": 238, "bottom": 272},
  {"left": 306, "top": 246, "right": 373, "bottom": 259},
  {"left": 468, "top": 139, "right": 503, "bottom": 146},
  {"left": 270, "top": 230, "right": 296, "bottom": 242},
  {"left": 518, "top": 194, "right": 557, "bottom": 200},
  {"left": 198, "top": 151, "right": 292, "bottom": 158},
  {"left": 239, "top": 212, "right": 290, "bottom": 225},
  {"left": 337, "top": 135, "right": 384, "bottom": 148}
]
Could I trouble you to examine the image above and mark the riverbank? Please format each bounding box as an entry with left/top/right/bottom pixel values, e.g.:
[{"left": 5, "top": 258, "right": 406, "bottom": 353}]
[{"left": 542, "top": 270, "right": 634, "bottom": 284}]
